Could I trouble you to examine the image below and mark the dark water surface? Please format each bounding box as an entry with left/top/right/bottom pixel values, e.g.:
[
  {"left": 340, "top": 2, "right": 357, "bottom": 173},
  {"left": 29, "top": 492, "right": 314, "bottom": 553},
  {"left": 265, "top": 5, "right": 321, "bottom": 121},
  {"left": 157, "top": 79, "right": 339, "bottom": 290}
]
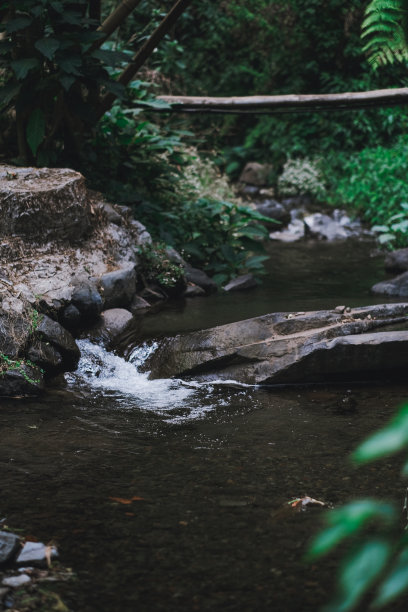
[{"left": 1, "top": 240, "right": 408, "bottom": 611}]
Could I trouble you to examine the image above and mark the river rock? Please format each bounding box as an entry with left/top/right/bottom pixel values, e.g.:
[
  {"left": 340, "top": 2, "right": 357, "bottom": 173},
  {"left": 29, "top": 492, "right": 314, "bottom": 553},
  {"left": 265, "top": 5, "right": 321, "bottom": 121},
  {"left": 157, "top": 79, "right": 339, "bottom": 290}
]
[
  {"left": 0, "top": 364, "right": 45, "bottom": 396},
  {"left": 184, "top": 265, "right": 218, "bottom": 294},
  {"left": 15, "top": 541, "right": 58, "bottom": 568},
  {"left": 0, "top": 532, "right": 21, "bottom": 566},
  {"left": 36, "top": 315, "right": 80, "bottom": 372},
  {"left": 26, "top": 341, "right": 63, "bottom": 376},
  {"left": 384, "top": 248, "right": 408, "bottom": 272},
  {"left": 130, "top": 295, "right": 151, "bottom": 312},
  {"left": 99, "top": 265, "right": 137, "bottom": 309},
  {"left": 0, "top": 166, "right": 91, "bottom": 242},
  {"left": 2, "top": 574, "right": 31, "bottom": 588},
  {"left": 71, "top": 281, "right": 103, "bottom": 320},
  {"left": 371, "top": 272, "right": 408, "bottom": 297},
  {"left": 239, "top": 162, "right": 273, "bottom": 186},
  {"left": 129, "top": 220, "right": 152, "bottom": 246},
  {"left": 100, "top": 308, "right": 133, "bottom": 343},
  {"left": 223, "top": 274, "right": 258, "bottom": 292},
  {"left": 255, "top": 200, "right": 290, "bottom": 227},
  {"left": 184, "top": 283, "right": 206, "bottom": 297},
  {"left": 147, "top": 303, "right": 408, "bottom": 385},
  {"left": 60, "top": 303, "right": 82, "bottom": 330}
]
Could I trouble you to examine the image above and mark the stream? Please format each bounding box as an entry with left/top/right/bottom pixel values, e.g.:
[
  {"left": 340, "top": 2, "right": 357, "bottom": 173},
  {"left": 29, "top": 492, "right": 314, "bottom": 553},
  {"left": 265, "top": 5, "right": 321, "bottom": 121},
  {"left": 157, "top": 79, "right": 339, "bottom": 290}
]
[{"left": 1, "top": 239, "right": 408, "bottom": 611}]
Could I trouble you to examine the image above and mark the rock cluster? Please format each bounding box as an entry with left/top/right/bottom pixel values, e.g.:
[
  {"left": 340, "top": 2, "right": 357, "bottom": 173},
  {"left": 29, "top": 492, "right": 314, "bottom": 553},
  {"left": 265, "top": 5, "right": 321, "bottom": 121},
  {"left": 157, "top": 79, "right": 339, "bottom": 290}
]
[
  {"left": 0, "top": 165, "right": 219, "bottom": 396},
  {"left": 0, "top": 530, "right": 60, "bottom": 608}
]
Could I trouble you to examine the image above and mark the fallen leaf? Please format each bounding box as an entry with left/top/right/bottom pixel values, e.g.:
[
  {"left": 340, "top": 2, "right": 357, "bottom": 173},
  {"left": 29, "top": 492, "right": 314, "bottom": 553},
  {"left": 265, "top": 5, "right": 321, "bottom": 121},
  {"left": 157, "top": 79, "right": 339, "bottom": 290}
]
[
  {"left": 108, "top": 495, "right": 145, "bottom": 504},
  {"left": 109, "top": 497, "right": 133, "bottom": 504},
  {"left": 288, "top": 496, "right": 327, "bottom": 511}
]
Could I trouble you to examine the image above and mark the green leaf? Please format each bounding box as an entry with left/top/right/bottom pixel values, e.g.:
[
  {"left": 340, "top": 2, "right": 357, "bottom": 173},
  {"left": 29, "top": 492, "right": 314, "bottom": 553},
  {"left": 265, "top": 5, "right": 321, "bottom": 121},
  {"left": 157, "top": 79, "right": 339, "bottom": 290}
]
[
  {"left": 373, "top": 547, "right": 408, "bottom": 608},
  {"left": 0, "top": 82, "right": 21, "bottom": 107},
  {"left": 26, "top": 108, "right": 45, "bottom": 156},
  {"left": 58, "top": 74, "right": 75, "bottom": 91},
  {"left": 353, "top": 404, "right": 408, "bottom": 463},
  {"left": 58, "top": 56, "right": 82, "bottom": 76},
  {"left": 91, "top": 49, "right": 129, "bottom": 67},
  {"left": 378, "top": 233, "right": 396, "bottom": 244},
  {"left": 331, "top": 540, "right": 392, "bottom": 612},
  {"left": 236, "top": 225, "right": 268, "bottom": 239},
  {"left": 34, "top": 38, "right": 60, "bottom": 61},
  {"left": 11, "top": 58, "right": 39, "bottom": 80},
  {"left": 307, "top": 500, "right": 396, "bottom": 559},
  {"left": 6, "top": 17, "right": 32, "bottom": 33}
]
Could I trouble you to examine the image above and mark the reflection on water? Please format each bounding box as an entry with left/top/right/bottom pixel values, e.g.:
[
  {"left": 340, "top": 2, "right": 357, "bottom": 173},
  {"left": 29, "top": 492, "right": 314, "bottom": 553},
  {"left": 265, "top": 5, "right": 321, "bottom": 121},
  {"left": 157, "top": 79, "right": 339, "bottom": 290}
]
[{"left": 0, "top": 239, "right": 407, "bottom": 611}]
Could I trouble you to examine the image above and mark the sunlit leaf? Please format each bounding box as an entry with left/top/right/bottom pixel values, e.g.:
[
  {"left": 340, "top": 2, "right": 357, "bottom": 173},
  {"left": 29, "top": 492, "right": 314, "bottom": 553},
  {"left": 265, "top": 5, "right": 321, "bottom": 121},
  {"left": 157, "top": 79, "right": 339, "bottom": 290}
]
[
  {"left": 353, "top": 404, "right": 408, "bottom": 463},
  {"left": 372, "top": 547, "right": 408, "bottom": 608},
  {"left": 329, "top": 540, "right": 392, "bottom": 612},
  {"left": 307, "top": 500, "right": 396, "bottom": 559}
]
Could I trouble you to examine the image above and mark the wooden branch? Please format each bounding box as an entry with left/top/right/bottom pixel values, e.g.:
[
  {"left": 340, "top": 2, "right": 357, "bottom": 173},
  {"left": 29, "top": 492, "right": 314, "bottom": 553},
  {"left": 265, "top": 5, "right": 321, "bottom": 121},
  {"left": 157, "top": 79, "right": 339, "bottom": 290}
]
[
  {"left": 155, "top": 88, "right": 408, "bottom": 113},
  {"left": 94, "top": 0, "right": 142, "bottom": 48},
  {"left": 96, "top": 0, "right": 193, "bottom": 119}
]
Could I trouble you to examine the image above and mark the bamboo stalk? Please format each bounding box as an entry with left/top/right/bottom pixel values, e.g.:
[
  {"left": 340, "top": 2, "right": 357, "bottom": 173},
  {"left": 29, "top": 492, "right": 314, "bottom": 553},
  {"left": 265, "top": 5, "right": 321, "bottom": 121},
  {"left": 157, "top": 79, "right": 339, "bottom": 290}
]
[
  {"left": 154, "top": 88, "right": 408, "bottom": 113},
  {"left": 95, "top": 0, "right": 142, "bottom": 47},
  {"left": 96, "top": 0, "right": 193, "bottom": 119}
]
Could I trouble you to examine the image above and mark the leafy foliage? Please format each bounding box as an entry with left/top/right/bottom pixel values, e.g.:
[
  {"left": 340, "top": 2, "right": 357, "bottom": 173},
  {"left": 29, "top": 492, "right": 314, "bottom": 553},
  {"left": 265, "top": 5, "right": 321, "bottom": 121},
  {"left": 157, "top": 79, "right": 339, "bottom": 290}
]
[
  {"left": 321, "top": 136, "right": 408, "bottom": 247},
  {"left": 137, "top": 242, "right": 184, "bottom": 289},
  {"left": 362, "top": 0, "right": 408, "bottom": 68},
  {"left": 277, "top": 158, "right": 327, "bottom": 200},
  {"left": 137, "top": 197, "right": 271, "bottom": 284},
  {"left": 0, "top": 0, "right": 127, "bottom": 163},
  {"left": 308, "top": 402, "right": 408, "bottom": 610}
]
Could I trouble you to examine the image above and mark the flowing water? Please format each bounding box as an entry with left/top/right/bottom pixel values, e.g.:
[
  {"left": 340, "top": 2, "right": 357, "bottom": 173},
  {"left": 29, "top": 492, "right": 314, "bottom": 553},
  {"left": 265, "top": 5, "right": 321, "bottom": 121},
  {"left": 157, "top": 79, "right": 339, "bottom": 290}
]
[{"left": 1, "top": 240, "right": 408, "bottom": 611}]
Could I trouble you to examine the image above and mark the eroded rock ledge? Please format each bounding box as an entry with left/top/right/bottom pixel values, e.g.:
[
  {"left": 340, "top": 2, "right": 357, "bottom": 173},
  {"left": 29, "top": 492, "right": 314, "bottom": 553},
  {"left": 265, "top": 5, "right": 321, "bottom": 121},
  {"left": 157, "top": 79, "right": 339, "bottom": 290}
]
[
  {"left": 147, "top": 303, "right": 408, "bottom": 385},
  {"left": 0, "top": 164, "right": 155, "bottom": 396}
]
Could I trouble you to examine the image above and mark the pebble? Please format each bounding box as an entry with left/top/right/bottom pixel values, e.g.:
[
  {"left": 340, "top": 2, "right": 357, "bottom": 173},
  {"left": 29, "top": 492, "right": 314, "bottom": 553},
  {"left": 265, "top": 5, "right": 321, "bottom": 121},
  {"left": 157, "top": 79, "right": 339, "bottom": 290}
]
[{"left": 2, "top": 573, "right": 31, "bottom": 587}]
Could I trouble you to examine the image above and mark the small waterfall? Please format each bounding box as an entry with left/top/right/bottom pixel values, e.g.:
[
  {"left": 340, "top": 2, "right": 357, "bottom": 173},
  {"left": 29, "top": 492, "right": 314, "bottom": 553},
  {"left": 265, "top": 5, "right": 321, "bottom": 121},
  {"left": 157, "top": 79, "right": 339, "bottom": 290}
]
[{"left": 65, "top": 339, "right": 226, "bottom": 422}]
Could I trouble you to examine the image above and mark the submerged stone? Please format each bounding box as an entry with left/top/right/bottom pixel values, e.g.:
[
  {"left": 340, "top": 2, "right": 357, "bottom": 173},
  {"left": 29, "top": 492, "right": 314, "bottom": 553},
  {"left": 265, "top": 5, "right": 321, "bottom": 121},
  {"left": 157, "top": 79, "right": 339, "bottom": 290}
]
[{"left": 371, "top": 271, "right": 408, "bottom": 297}]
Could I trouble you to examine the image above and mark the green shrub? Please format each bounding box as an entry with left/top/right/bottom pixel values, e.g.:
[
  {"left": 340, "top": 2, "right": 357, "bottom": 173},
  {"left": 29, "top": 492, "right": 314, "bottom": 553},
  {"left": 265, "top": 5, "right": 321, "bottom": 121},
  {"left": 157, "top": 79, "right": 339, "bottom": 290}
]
[
  {"left": 278, "top": 157, "right": 327, "bottom": 200},
  {"left": 321, "top": 137, "right": 408, "bottom": 248},
  {"left": 137, "top": 197, "right": 271, "bottom": 285}
]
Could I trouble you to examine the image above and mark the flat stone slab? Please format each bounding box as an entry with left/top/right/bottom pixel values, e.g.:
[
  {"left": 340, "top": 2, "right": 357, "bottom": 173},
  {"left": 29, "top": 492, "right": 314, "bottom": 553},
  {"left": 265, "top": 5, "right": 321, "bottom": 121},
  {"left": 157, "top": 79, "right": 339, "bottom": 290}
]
[{"left": 147, "top": 303, "right": 408, "bottom": 386}]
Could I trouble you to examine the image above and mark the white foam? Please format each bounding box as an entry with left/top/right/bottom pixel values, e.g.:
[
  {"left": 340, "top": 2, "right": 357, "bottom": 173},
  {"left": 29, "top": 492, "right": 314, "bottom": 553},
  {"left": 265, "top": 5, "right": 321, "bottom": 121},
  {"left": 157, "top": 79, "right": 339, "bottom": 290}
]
[{"left": 66, "top": 340, "right": 224, "bottom": 422}]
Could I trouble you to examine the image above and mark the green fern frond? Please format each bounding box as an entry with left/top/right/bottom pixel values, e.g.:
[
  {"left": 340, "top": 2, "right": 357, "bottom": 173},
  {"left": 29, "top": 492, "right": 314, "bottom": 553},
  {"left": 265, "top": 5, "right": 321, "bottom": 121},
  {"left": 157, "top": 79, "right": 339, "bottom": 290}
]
[{"left": 361, "top": 0, "right": 408, "bottom": 68}]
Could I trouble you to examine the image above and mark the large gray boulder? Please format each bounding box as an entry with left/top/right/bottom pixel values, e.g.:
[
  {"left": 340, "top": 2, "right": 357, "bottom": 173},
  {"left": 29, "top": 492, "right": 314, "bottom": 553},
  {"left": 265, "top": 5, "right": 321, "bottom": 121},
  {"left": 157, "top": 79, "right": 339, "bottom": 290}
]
[
  {"left": 384, "top": 248, "right": 408, "bottom": 272},
  {"left": 372, "top": 272, "right": 408, "bottom": 297},
  {"left": 0, "top": 165, "right": 91, "bottom": 242},
  {"left": 146, "top": 304, "right": 408, "bottom": 385}
]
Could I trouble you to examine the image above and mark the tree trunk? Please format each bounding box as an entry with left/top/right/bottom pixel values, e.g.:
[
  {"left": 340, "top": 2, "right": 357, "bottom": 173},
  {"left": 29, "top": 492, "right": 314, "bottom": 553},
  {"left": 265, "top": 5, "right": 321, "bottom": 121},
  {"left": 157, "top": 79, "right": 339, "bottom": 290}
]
[
  {"left": 154, "top": 88, "right": 408, "bottom": 113},
  {"left": 96, "top": 0, "right": 193, "bottom": 120}
]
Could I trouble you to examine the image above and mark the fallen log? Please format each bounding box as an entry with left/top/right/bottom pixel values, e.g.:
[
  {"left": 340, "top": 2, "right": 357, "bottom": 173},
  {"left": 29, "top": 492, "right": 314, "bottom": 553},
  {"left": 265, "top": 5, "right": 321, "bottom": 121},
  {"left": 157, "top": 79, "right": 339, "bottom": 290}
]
[{"left": 156, "top": 87, "right": 408, "bottom": 114}]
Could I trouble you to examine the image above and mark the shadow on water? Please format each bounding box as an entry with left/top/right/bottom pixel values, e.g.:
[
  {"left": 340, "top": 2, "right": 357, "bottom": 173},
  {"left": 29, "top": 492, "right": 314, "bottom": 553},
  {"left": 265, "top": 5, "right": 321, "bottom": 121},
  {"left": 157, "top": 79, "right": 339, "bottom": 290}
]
[{"left": 1, "top": 239, "right": 407, "bottom": 611}]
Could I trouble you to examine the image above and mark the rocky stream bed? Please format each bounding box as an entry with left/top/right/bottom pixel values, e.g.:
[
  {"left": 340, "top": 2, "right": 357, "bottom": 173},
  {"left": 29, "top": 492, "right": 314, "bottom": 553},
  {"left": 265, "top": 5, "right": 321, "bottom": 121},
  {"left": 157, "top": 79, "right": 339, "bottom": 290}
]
[{"left": 2, "top": 163, "right": 408, "bottom": 611}]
